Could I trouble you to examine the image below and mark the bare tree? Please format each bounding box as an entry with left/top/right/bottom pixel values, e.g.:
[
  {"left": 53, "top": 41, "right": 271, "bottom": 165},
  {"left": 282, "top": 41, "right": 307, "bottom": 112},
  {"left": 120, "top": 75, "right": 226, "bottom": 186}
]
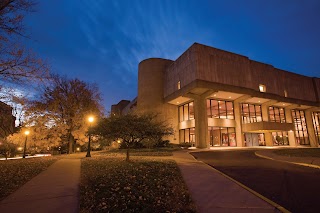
[{"left": 0, "top": 0, "right": 49, "bottom": 86}]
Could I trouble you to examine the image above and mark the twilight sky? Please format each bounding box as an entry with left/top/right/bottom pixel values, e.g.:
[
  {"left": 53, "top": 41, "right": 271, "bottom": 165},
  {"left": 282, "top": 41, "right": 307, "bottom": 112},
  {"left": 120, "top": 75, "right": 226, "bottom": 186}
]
[{"left": 24, "top": 0, "right": 320, "bottom": 113}]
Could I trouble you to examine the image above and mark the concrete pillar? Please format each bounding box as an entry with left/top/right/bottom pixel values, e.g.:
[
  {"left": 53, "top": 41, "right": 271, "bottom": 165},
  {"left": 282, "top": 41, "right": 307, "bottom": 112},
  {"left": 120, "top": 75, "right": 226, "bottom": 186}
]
[
  {"left": 265, "top": 132, "right": 273, "bottom": 146},
  {"left": 261, "top": 104, "right": 273, "bottom": 146},
  {"left": 194, "top": 96, "right": 208, "bottom": 148},
  {"left": 234, "top": 102, "right": 244, "bottom": 147},
  {"left": 261, "top": 105, "right": 269, "bottom": 122},
  {"left": 285, "top": 108, "right": 296, "bottom": 147},
  {"left": 305, "top": 110, "right": 317, "bottom": 147}
]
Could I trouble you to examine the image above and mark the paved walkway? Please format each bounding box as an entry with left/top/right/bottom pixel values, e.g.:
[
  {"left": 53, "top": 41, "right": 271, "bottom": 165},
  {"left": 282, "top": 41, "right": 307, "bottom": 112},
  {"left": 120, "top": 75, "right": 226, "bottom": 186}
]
[
  {"left": 173, "top": 151, "right": 281, "bottom": 213},
  {"left": 0, "top": 159, "right": 81, "bottom": 213}
]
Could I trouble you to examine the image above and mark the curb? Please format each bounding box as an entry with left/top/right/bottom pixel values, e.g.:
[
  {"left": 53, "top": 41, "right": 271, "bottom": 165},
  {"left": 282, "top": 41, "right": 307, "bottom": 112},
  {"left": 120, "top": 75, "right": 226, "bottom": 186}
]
[{"left": 255, "top": 152, "right": 320, "bottom": 169}]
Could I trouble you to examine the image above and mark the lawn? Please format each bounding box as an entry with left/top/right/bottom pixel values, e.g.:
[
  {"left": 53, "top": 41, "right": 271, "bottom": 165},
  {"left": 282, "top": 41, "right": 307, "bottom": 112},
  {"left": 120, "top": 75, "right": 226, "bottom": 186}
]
[
  {"left": 273, "top": 148, "right": 320, "bottom": 158},
  {"left": 80, "top": 155, "right": 196, "bottom": 213},
  {"left": 99, "top": 147, "right": 180, "bottom": 157},
  {"left": 0, "top": 157, "right": 58, "bottom": 201}
]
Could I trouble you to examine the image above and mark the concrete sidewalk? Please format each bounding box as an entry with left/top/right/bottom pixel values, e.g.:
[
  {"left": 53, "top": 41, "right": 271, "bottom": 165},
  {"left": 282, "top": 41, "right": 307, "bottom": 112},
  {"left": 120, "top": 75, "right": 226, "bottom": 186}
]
[
  {"left": 173, "top": 151, "right": 282, "bottom": 213},
  {"left": 0, "top": 159, "right": 81, "bottom": 213}
]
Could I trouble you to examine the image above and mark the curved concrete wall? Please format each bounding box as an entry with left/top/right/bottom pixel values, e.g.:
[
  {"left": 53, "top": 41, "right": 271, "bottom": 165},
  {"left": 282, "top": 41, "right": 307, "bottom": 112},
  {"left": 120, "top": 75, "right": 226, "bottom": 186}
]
[
  {"left": 138, "top": 58, "right": 173, "bottom": 111},
  {"left": 137, "top": 58, "right": 180, "bottom": 144}
]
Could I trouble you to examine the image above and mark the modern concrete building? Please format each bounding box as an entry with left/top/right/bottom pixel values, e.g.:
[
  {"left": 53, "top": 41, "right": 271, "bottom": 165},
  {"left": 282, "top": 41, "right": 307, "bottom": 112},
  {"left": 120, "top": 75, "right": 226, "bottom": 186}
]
[{"left": 115, "top": 43, "right": 320, "bottom": 148}]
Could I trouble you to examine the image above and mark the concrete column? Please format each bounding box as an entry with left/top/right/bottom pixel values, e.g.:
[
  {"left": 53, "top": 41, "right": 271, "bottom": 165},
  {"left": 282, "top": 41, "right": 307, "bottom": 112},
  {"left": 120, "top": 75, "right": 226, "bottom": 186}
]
[
  {"left": 305, "top": 110, "right": 317, "bottom": 147},
  {"left": 261, "top": 104, "right": 273, "bottom": 147},
  {"left": 234, "top": 102, "right": 244, "bottom": 147},
  {"left": 261, "top": 105, "right": 269, "bottom": 122},
  {"left": 265, "top": 132, "right": 273, "bottom": 146},
  {"left": 194, "top": 96, "right": 208, "bottom": 148},
  {"left": 285, "top": 108, "right": 296, "bottom": 147}
]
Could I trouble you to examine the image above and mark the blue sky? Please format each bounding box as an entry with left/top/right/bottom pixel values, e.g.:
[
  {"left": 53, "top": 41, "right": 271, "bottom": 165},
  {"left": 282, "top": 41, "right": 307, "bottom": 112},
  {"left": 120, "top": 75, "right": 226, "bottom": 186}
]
[{"left": 25, "top": 0, "right": 320, "bottom": 112}]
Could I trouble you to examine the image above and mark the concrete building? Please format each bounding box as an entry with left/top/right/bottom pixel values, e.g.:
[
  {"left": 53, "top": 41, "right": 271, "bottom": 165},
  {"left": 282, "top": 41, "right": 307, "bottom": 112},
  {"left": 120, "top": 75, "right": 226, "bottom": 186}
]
[
  {"left": 115, "top": 43, "right": 320, "bottom": 148},
  {"left": 0, "top": 101, "right": 15, "bottom": 138}
]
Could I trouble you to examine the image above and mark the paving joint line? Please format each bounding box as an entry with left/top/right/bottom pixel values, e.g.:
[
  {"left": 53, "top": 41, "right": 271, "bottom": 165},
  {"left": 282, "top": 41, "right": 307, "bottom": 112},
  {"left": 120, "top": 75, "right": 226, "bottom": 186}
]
[{"left": 255, "top": 152, "right": 320, "bottom": 169}]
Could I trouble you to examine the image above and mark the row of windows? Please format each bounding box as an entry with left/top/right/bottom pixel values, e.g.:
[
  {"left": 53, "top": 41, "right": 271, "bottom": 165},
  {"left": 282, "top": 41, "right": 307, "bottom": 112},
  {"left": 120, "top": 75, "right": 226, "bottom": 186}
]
[
  {"left": 179, "top": 101, "right": 319, "bottom": 146},
  {"left": 179, "top": 128, "right": 195, "bottom": 147},
  {"left": 272, "top": 131, "right": 289, "bottom": 146},
  {"left": 312, "top": 112, "right": 320, "bottom": 145},
  {"left": 208, "top": 127, "right": 236, "bottom": 147},
  {"left": 241, "top": 103, "right": 262, "bottom": 124},
  {"left": 207, "top": 100, "right": 234, "bottom": 119},
  {"left": 179, "top": 102, "right": 194, "bottom": 122},
  {"left": 292, "top": 110, "right": 309, "bottom": 145},
  {"left": 269, "top": 106, "right": 286, "bottom": 123}
]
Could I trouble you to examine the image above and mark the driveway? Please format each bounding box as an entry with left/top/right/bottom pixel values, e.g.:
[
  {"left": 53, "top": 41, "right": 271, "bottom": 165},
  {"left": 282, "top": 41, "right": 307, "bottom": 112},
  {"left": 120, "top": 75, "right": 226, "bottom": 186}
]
[{"left": 191, "top": 149, "right": 320, "bottom": 213}]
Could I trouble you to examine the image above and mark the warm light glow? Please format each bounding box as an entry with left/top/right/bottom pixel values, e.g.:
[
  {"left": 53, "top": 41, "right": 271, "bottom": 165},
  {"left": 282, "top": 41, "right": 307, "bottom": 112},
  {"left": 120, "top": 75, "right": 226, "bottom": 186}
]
[
  {"left": 25, "top": 130, "right": 30, "bottom": 136},
  {"left": 117, "top": 140, "right": 121, "bottom": 143},
  {"left": 76, "top": 147, "right": 80, "bottom": 151},
  {"left": 228, "top": 96, "right": 231, "bottom": 99},
  {"left": 259, "top": 84, "right": 266, "bottom": 92},
  {"left": 88, "top": 116, "right": 94, "bottom": 123}
]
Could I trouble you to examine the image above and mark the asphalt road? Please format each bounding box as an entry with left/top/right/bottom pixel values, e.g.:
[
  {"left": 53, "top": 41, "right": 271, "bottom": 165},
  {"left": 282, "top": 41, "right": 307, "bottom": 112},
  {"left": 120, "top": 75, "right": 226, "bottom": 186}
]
[{"left": 191, "top": 150, "right": 320, "bottom": 213}]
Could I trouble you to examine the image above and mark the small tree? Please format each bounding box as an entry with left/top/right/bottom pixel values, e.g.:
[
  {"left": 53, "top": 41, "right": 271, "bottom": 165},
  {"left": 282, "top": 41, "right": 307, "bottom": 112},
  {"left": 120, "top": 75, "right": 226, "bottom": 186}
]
[
  {"left": 0, "top": 139, "right": 17, "bottom": 159},
  {"left": 93, "top": 113, "right": 173, "bottom": 161}
]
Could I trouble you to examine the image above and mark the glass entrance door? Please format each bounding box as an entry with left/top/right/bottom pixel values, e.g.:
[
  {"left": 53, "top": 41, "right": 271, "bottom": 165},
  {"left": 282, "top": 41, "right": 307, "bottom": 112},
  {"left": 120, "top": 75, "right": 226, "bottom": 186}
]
[{"left": 244, "top": 133, "right": 265, "bottom": 146}]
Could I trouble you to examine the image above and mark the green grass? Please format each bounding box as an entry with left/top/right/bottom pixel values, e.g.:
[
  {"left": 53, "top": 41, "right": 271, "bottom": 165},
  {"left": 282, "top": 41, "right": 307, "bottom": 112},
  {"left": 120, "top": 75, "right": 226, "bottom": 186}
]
[
  {"left": 273, "top": 148, "right": 320, "bottom": 158},
  {"left": 80, "top": 156, "right": 196, "bottom": 213},
  {"left": 0, "top": 157, "right": 58, "bottom": 200}
]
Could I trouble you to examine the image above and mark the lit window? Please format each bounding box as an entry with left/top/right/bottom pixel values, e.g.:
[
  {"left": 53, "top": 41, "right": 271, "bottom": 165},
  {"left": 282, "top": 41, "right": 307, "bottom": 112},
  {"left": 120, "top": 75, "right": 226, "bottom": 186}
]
[
  {"left": 284, "top": 90, "right": 288, "bottom": 97},
  {"left": 177, "top": 81, "right": 181, "bottom": 90},
  {"left": 259, "top": 84, "right": 266, "bottom": 92}
]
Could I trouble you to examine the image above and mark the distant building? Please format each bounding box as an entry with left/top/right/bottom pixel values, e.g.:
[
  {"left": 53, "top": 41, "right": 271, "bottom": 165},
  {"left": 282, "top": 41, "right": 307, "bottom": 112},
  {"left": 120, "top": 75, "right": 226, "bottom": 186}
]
[
  {"left": 112, "top": 43, "right": 320, "bottom": 148},
  {"left": 0, "top": 101, "right": 16, "bottom": 138},
  {"left": 111, "top": 100, "right": 131, "bottom": 116}
]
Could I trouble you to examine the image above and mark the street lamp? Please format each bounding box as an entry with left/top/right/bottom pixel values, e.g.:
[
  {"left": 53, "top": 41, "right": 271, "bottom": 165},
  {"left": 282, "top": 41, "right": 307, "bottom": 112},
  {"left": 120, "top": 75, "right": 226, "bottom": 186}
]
[
  {"left": 23, "top": 130, "right": 30, "bottom": 158},
  {"left": 86, "top": 116, "right": 94, "bottom": 157}
]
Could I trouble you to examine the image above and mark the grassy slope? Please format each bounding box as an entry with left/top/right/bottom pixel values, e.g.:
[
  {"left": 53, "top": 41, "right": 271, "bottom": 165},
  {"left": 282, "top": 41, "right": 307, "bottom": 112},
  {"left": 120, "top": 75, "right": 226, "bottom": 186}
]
[
  {"left": 80, "top": 155, "right": 196, "bottom": 213},
  {"left": 0, "top": 157, "right": 57, "bottom": 200}
]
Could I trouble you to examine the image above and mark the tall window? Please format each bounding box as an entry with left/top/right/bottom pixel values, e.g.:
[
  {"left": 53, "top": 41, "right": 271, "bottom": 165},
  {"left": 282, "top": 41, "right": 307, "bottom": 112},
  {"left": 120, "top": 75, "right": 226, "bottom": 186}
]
[
  {"left": 179, "top": 128, "right": 195, "bottom": 146},
  {"left": 313, "top": 112, "right": 320, "bottom": 145},
  {"left": 207, "top": 99, "right": 234, "bottom": 119},
  {"left": 179, "top": 102, "right": 194, "bottom": 122},
  {"left": 292, "top": 110, "right": 309, "bottom": 145},
  {"left": 269, "top": 106, "right": 286, "bottom": 123},
  {"left": 241, "top": 103, "right": 262, "bottom": 124},
  {"left": 208, "top": 127, "right": 236, "bottom": 147}
]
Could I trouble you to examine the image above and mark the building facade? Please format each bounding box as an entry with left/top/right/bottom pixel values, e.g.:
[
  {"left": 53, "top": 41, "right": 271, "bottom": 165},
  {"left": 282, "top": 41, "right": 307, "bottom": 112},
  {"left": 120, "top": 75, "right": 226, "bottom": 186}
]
[
  {"left": 117, "top": 43, "right": 320, "bottom": 148},
  {"left": 0, "top": 101, "right": 16, "bottom": 138}
]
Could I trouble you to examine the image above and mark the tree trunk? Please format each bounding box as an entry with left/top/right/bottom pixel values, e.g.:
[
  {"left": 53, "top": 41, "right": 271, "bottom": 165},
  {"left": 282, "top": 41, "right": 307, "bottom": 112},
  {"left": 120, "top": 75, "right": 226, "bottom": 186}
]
[
  {"left": 68, "top": 133, "right": 75, "bottom": 154},
  {"left": 126, "top": 148, "right": 130, "bottom": 162}
]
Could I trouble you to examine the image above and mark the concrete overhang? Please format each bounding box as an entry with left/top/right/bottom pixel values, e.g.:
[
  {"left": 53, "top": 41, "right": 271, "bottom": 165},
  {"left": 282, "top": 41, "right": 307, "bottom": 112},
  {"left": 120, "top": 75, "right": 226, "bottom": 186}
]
[
  {"left": 242, "top": 122, "right": 294, "bottom": 133},
  {"left": 164, "top": 80, "right": 320, "bottom": 107}
]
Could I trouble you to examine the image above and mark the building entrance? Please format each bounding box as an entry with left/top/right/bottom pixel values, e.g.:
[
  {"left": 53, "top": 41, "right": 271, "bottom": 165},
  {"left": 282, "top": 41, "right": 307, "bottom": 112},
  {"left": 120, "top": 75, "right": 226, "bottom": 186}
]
[{"left": 244, "top": 133, "right": 265, "bottom": 146}]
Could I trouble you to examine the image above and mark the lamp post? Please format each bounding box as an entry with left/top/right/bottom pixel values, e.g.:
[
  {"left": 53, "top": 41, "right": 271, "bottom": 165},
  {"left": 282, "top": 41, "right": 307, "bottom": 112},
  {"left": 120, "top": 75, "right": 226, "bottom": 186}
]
[
  {"left": 23, "top": 130, "right": 30, "bottom": 158},
  {"left": 86, "top": 116, "right": 94, "bottom": 157}
]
